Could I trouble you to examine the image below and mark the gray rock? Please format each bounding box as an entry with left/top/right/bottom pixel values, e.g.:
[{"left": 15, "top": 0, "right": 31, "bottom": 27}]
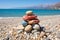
[
  {"left": 45, "top": 30, "right": 52, "bottom": 33},
  {"left": 56, "top": 32, "right": 60, "bottom": 39},
  {"left": 3, "top": 37, "right": 9, "bottom": 40},
  {"left": 32, "top": 30, "right": 38, "bottom": 33},
  {"left": 17, "top": 30, "right": 23, "bottom": 34},
  {"left": 33, "top": 24, "right": 40, "bottom": 30},
  {"left": 3, "top": 34, "right": 10, "bottom": 40},
  {"left": 33, "top": 32, "right": 40, "bottom": 38},
  {"left": 45, "top": 38, "right": 51, "bottom": 40}
]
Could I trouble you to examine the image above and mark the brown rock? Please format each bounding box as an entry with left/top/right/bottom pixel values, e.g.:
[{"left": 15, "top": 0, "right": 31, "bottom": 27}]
[
  {"left": 28, "top": 20, "right": 34, "bottom": 25},
  {"left": 45, "top": 26, "right": 50, "bottom": 30},
  {"left": 46, "top": 33, "right": 50, "bottom": 36},
  {"left": 25, "top": 25, "right": 32, "bottom": 32},
  {"left": 39, "top": 31, "right": 46, "bottom": 38},
  {"left": 12, "top": 31, "right": 17, "bottom": 36}
]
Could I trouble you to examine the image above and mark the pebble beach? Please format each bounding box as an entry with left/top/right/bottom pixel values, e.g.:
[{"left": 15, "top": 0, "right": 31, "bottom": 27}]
[{"left": 0, "top": 15, "right": 60, "bottom": 40}]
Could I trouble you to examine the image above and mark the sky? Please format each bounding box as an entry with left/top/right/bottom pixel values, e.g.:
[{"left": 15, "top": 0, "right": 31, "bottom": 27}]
[{"left": 0, "top": 0, "right": 60, "bottom": 9}]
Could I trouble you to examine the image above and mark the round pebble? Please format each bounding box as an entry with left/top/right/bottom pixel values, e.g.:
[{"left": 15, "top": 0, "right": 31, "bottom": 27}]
[{"left": 33, "top": 24, "right": 40, "bottom": 30}]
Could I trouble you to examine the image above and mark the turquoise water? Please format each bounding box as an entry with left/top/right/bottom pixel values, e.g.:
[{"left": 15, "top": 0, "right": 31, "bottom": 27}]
[{"left": 0, "top": 9, "right": 60, "bottom": 17}]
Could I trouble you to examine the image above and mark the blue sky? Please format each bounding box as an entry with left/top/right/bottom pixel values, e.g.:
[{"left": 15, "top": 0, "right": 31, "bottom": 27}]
[{"left": 0, "top": 0, "right": 60, "bottom": 9}]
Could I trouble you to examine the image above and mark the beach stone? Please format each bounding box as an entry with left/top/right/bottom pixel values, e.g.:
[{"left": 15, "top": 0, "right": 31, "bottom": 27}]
[
  {"left": 32, "top": 30, "right": 38, "bottom": 33},
  {"left": 56, "top": 32, "right": 60, "bottom": 39},
  {"left": 12, "top": 31, "right": 17, "bottom": 36},
  {"left": 33, "top": 24, "right": 40, "bottom": 30},
  {"left": 25, "top": 25, "right": 32, "bottom": 32},
  {"left": 3, "top": 36, "right": 9, "bottom": 40},
  {"left": 58, "top": 29, "right": 60, "bottom": 31},
  {"left": 33, "top": 32, "right": 40, "bottom": 38},
  {"left": 2, "top": 33, "right": 11, "bottom": 40},
  {"left": 55, "top": 38, "right": 60, "bottom": 40},
  {"left": 17, "top": 30, "right": 23, "bottom": 34},
  {"left": 28, "top": 20, "right": 34, "bottom": 25},
  {"left": 45, "top": 38, "right": 51, "bottom": 40},
  {"left": 48, "top": 34, "right": 53, "bottom": 39},
  {"left": 39, "top": 31, "right": 46, "bottom": 38},
  {"left": 45, "top": 30, "right": 52, "bottom": 33},
  {"left": 16, "top": 25, "right": 24, "bottom": 30},
  {"left": 21, "top": 21, "right": 28, "bottom": 27},
  {"left": 11, "top": 29, "right": 17, "bottom": 36},
  {"left": 46, "top": 33, "right": 50, "bottom": 36},
  {"left": 45, "top": 26, "right": 50, "bottom": 30}
]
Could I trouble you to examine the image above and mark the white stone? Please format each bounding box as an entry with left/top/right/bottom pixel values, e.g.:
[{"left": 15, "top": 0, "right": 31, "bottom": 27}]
[
  {"left": 33, "top": 24, "right": 40, "bottom": 30},
  {"left": 32, "top": 30, "right": 37, "bottom": 33},
  {"left": 17, "top": 30, "right": 23, "bottom": 34}
]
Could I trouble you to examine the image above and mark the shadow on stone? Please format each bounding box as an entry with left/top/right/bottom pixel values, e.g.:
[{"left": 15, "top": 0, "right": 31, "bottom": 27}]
[{"left": 40, "top": 26, "right": 45, "bottom": 32}]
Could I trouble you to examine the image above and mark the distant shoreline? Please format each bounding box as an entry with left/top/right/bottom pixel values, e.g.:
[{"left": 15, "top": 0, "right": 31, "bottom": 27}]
[
  {"left": 0, "top": 8, "right": 60, "bottom": 10},
  {"left": 0, "top": 15, "right": 60, "bottom": 19},
  {"left": 0, "top": 14, "right": 60, "bottom": 17}
]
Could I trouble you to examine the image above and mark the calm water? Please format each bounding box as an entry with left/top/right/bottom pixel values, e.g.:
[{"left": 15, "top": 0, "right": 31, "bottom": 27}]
[{"left": 0, "top": 9, "right": 60, "bottom": 17}]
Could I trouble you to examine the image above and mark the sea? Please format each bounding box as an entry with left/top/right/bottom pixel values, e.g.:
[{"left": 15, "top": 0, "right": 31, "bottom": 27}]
[{"left": 0, "top": 9, "right": 60, "bottom": 17}]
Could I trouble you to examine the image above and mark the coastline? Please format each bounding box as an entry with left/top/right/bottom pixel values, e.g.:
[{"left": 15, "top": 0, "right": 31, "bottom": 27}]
[{"left": 0, "top": 15, "right": 60, "bottom": 19}]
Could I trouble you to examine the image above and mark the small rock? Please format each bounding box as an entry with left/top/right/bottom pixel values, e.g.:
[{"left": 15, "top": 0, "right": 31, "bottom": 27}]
[
  {"left": 58, "top": 29, "right": 60, "bottom": 31},
  {"left": 6, "top": 37, "right": 9, "bottom": 40},
  {"left": 56, "top": 32, "right": 60, "bottom": 39},
  {"left": 24, "top": 32, "right": 27, "bottom": 35},
  {"left": 16, "top": 25, "right": 24, "bottom": 30},
  {"left": 3, "top": 34, "right": 10, "bottom": 40},
  {"left": 59, "top": 24, "right": 60, "bottom": 25},
  {"left": 32, "top": 30, "right": 38, "bottom": 33},
  {"left": 45, "top": 30, "right": 52, "bottom": 33},
  {"left": 48, "top": 34, "right": 53, "bottom": 39},
  {"left": 33, "top": 32, "right": 40, "bottom": 38},
  {"left": 55, "top": 38, "right": 60, "bottom": 40},
  {"left": 39, "top": 31, "right": 46, "bottom": 38},
  {"left": 45, "top": 38, "right": 51, "bottom": 40},
  {"left": 45, "top": 26, "right": 50, "bottom": 30},
  {"left": 17, "top": 30, "right": 23, "bottom": 34},
  {"left": 12, "top": 31, "right": 17, "bottom": 36},
  {"left": 46, "top": 33, "right": 50, "bottom": 36},
  {"left": 15, "top": 35, "right": 20, "bottom": 39}
]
